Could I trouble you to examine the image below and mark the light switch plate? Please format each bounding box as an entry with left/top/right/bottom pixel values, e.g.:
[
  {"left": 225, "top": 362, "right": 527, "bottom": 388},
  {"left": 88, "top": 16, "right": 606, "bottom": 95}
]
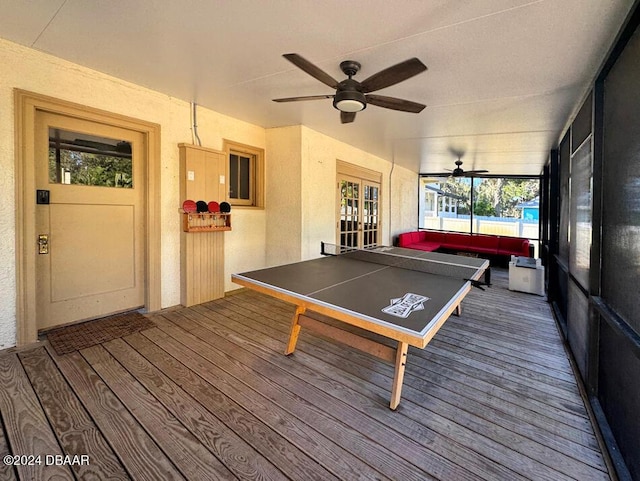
[{"left": 187, "top": 170, "right": 195, "bottom": 181}]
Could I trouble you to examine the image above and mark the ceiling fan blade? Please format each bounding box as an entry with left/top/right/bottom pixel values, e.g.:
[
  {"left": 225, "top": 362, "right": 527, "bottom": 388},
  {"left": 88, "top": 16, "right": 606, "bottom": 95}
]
[
  {"left": 283, "top": 53, "right": 339, "bottom": 89},
  {"left": 360, "top": 58, "right": 427, "bottom": 93},
  {"left": 272, "top": 94, "right": 334, "bottom": 103},
  {"left": 465, "top": 169, "right": 489, "bottom": 174},
  {"left": 366, "top": 94, "right": 426, "bottom": 113},
  {"left": 341, "top": 111, "right": 356, "bottom": 124}
]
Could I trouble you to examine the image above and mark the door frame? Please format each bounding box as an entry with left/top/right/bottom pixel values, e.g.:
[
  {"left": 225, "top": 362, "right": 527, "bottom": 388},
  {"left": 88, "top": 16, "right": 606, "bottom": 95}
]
[
  {"left": 336, "top": 160, "right": 382, "bottom": 249},
  {"left": 14, "top": 90, "right": 162, "bottom": 346}
]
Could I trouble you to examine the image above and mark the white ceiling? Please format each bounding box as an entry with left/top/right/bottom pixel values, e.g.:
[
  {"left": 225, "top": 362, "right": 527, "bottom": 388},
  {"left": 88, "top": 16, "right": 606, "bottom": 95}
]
[{"left": 1, "top": 0, "right": 634, "bottom": 175}]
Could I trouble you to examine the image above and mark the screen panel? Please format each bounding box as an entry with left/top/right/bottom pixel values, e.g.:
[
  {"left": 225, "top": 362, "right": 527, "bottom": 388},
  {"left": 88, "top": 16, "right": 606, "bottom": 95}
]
[
  {"left": 571, "top": 91, "right": 593, "bottom": 154},
  {"left": 599, "top": 22, "right": 640, "bottom": 480},
  {"left": 558, "top": 134, "right": 571, "bottom": 262},
  {"left": 569, "top": 140, "right": 592, "bottom": 290},
  {"left": 567, "top": 281, "right": 589, "bottom": 378},
  {"left": 602, "top": 27, "right": 640, "bottom": 332},
  {"left": 598, "top": 319, "right": 640, "bottom": 480}
]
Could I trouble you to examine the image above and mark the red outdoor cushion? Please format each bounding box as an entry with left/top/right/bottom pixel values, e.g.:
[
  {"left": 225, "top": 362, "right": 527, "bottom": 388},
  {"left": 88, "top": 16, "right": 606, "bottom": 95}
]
[
  {"left": 422, "top": 231, "right": 446, "bottom": 244},
  {"left": 470, "top": 235, "right": 499, "bottom": 254},
  {"left": 398, "top": 232, "right": 413, "bottom": 247},
  {"left": 443, "top": 232, "right": 472, "bottom": 249},
  {"left": 410, "top": 231, "right": 424, "bottom": 244},
  {"left": 497, "top": 236, "right": 530, "bottom": 256},
  {"left": 411, "top": 242, "right": 441, "bottom": 252}
]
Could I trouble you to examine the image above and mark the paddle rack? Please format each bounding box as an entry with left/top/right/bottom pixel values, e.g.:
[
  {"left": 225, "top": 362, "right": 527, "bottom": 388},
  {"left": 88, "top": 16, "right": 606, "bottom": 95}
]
[
  {"left": 182, "top": 212, "right": 231, "bottom": 232},
  {"left": 179, "top": 143, "right": 229, "bottom": 307}
]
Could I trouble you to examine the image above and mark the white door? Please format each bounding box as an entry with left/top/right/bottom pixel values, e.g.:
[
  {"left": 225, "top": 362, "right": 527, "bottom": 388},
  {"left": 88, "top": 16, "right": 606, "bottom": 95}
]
[{"left": 35, "top": 111, "right": 145, "bottom": 330}]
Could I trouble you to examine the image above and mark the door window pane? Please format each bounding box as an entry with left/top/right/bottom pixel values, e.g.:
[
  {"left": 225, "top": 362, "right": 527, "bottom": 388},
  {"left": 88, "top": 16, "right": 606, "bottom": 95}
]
[{"left": 48, "top": 128, "right": 133, "bottom": 188}]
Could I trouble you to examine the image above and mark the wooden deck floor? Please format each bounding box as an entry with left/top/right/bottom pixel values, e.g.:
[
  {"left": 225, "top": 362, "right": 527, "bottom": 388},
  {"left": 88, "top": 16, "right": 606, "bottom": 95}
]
[{"left": 0, "top": 269, "right": 611, "bottom": 480}]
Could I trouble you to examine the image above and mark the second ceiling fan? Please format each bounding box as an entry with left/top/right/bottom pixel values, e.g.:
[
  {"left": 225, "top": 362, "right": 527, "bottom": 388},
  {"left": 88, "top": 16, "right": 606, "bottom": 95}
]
[
  {"left": 430, "top": 149, "right": 489, "bottom": 177},
  {"left": 273, "top": 53, "right": 428, "bottom": 123},
  {"left": 446, "top": 158, "right": 489, "bottom": 177}
]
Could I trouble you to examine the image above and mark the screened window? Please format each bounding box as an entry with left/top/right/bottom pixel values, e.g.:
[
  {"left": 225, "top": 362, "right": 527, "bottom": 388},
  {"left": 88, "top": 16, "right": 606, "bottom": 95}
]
[{"left": 419, "top": 175, "right": 540, "bottom": 242}]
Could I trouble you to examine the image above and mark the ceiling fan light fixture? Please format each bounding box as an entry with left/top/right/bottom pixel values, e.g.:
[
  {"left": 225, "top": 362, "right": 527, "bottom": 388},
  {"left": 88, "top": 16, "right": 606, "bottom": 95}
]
[{"left": 333, "top": 90, "right": 366, "bottom": 112}]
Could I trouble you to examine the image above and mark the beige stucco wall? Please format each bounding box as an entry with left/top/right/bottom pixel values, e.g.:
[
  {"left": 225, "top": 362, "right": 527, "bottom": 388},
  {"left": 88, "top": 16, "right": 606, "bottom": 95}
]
[
  {"left": 265, "top": 126, "right": 302, "bottom": 267},
  {"left": 264, "top": 125, "right": 419, "bottom": 263},
  {"left": 0, "top": 37, "right": 418, "bottom": 349},
  {"left": 0, "top": 38, "right": 266, "bottom": 348},
  {"left": 299, "top": 125, "right": 418, "bottom": 260}
]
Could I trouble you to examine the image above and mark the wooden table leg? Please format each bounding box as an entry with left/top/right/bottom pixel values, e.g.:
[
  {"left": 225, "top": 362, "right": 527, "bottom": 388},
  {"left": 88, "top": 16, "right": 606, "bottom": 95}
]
[
  {"left": 285, "top": 306, "right": 305, "bottom": 355},
  {"left": 389, "top": 341, "right": 409, "bottom": 410}
]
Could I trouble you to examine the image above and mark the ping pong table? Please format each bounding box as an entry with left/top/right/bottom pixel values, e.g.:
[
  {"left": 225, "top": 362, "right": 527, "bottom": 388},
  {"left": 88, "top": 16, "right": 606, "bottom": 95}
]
[{"left": 231, "top": 244, "right": 490, "bottom": 410}]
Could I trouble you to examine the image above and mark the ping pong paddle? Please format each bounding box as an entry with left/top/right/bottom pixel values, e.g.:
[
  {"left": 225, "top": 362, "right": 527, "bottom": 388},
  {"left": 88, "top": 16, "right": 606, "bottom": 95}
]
[
  {"left": 196, "top": 200, "right": 208, "bottom": 213},
  {"left": 208, "top": 201, "right": 220, "bottom": 213},
  {"left": 220, "top": 201, "right": 231, "bottom": 213},
  {"left": 182, "top": 199, "right": 197, "bottom": 213}
]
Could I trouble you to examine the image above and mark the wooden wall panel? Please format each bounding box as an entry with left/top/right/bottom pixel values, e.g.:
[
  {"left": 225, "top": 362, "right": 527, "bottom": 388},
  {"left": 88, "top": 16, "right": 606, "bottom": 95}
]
[{"left": 179, "top": 144, "right": 227, "bottom": 307}]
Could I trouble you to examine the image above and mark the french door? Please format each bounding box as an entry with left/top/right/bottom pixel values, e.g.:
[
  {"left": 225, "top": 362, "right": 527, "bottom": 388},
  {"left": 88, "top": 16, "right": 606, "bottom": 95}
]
[{"left": 337, "top": 174, "right": 380, "bottom": 250}]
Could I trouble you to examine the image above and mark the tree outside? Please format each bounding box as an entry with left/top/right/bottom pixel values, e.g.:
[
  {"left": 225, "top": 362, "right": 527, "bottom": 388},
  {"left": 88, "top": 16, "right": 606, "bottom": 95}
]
[
  {"left": 48, "top": 147, "right": 133, "bottom": 188},
  {"left": 437, "top": 177, "right": 539, "bottom": 219}
]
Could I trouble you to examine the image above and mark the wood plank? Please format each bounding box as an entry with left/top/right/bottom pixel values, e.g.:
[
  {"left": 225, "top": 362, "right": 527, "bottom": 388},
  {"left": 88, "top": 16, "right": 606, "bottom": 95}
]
[
  {"left": 190, "top": 300, "right": 608, "bottom": 481},
  {"left": 233, "top": 294, "right": 603, "bottom": 455},
  {"left": 181, "top": 305, "right": 526, "bottom": 481},
  {"left": 136, "top": 324, "right": 392, "bottom": 481},
  {"left": 223, "top": 292, "right": 597, "bottom": 433},
  {"left": 0, "top": 355, "right": 74, "bottom": 481},
  {"left": 0, "top": 414, "right": 17, "bottom": 481},
  {"left": 413, "top": 341, "right": 587, "bottom": 415},
  {"left": 104, "top": 336, "right": 327, "bottom": 481},
  {"left": 18, "top": 347, "right": 129, "bottom": 480},
  {"left": 435, "top": 328, "right": 576, "bottom": 380},
  {"left": 229, "top": 293, "right": 602, "bottom": 451},
  {"left": 45, "top": 344, "right": 186, "bottom": 481},
  {"left": 427, "top": 336, "right": 580, "bottom": 395},
  {"left": 0, "top": 266, "right": 612, "bottom": 481},
  {"left": 79, "top": 344, "right": 238, "bottom": 481},
  {"left": 154, "top": 311, "right": 449, "bottom": 481}
]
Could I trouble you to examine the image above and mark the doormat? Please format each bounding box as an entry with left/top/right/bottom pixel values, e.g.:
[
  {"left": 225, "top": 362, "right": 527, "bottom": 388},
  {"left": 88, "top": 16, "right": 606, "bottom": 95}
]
[{"left": 47, "top": 311, "right": 155, "bottom": 355}]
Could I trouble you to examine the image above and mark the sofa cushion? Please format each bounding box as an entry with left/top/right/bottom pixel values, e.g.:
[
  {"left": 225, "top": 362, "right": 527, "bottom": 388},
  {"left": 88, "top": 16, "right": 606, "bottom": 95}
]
[
  {"left": 422, "top": 230, "right": 446, "bottom": 244},
  {"left": 443, "top": 232, "right": 472, "bottom": 249},
  {"left": 399, "top": 230, "right": 530, "bottom": 259},
  {"left": 411, "top": 231, "right": 427, "bottom": 244},
  {"left": 398, "top": 232, "right": 413, "bottom": 247},
  {"left": 411, "top": 241, "right": 441, "bottom": 252},
  {"left": 470, "top": 235, "right": 499, "bottom": 254},
  {"left": 497, "top": 236, "right": 530, "bottom": 256}
]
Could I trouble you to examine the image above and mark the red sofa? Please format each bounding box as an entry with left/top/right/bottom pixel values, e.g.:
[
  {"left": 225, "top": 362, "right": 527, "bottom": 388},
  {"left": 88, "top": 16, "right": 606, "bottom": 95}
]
[{"left": 398, "top": 230, "right": 531, "bottom": 258}]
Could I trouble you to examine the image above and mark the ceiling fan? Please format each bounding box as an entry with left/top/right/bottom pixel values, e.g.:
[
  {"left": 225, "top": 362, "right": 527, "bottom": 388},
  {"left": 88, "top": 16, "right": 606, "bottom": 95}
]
[
  {"left": 446, "top": 158, "right": 489, "bottom": 177},
  {"left": 273, "top": 53, "right": 427, "bottom": 123},
  {"left": 427, "top": 147, "right": 489, "bottom": 177}
]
